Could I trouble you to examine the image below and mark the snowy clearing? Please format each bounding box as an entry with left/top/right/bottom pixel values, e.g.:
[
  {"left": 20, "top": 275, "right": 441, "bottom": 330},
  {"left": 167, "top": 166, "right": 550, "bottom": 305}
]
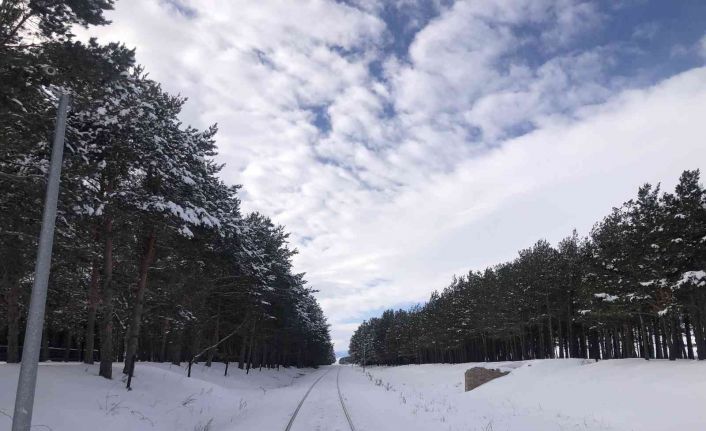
[{"left": 1, "top": 359, "right": 705, "bottom": 431}]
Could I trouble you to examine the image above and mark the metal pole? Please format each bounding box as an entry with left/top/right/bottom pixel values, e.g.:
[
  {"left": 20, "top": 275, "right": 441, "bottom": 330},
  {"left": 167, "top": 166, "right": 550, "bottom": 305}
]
[{"left": 12, "top": 93, "right": 70, "bottom": 431}]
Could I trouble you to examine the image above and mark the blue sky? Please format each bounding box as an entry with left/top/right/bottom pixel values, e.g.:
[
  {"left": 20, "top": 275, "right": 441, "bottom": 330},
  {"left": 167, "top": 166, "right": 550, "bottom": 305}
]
[
  {"left": 84, "top": 0, "right": 706, "bottom": 356},
  {"left": 356, "top": 1, "right": 706, "bottom": 81}
]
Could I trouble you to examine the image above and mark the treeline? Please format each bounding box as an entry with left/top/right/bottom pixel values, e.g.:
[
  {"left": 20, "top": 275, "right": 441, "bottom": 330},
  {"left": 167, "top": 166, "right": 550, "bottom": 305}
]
[
  {"left": 0, "top": 1, "right": 334, "bottom": 378},
  {"left": 350, "top": 171, "right": 706, "bottom": 365}
]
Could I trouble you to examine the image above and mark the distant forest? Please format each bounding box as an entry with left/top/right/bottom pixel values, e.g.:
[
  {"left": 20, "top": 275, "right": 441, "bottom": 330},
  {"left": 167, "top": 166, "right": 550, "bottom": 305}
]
[
  {"left": 350, "top": 170, "right": 706, "bottom": 364},
  {"left": 1, "top": 1, "right": 334, "bottom": 376}
]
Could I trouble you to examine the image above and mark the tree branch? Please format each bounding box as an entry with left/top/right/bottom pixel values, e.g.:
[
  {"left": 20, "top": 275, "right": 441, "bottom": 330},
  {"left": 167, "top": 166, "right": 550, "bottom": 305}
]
[{"left": 0, "top": 171, "right": 44, "bottom": 182}]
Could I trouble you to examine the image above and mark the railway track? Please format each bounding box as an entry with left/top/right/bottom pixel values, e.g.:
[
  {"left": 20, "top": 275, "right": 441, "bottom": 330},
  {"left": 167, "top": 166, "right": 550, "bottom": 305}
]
[
  {"left": 336, "top": 366, "right": 356, "bottom": 431},
  {"left": 285, "top": 366, "right": 356, "bottom": 431}
]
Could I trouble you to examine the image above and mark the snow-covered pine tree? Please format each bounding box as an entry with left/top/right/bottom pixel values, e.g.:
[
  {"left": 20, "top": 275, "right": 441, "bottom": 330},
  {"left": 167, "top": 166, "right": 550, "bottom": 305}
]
[
  {"left": 661, "top": 170, "right": 706, "bottom": 359},
  {"left": 0, "top": 0, "right": 114, "bottom": 48}
]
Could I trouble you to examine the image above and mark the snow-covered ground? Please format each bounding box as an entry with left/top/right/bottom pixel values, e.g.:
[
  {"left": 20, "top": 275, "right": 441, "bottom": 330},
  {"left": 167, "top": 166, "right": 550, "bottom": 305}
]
[
  {"left": 1, "top": 359, "right": 705, "bottom": 431},
  {"left": 0, "top": 361, "right": 322, "bottom": 431},
  {"left": 351, "top": 359, "right": 706, "bottom": 431}
]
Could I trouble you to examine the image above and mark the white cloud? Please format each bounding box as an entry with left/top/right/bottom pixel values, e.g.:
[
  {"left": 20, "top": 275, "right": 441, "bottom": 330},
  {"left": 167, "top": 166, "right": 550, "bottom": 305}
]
[
  {"left": 79, "top": 0, "right": 706, "bottom": 355},
  {"left": 632, "top": 21, "right": 660, "bottom": 40},
  {"left": 699, "top": 34, "right": 706, "bottom": 60},
  {"left": 313, "top": 66, "right": 706, "bottom": 330}
]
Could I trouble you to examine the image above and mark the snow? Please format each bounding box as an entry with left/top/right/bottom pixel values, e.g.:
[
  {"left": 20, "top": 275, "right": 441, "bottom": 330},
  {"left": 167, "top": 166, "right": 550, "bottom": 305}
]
[
  {"left": 639, "top": 279, "right": 665, "bottom": 287},
  {"left": 674, "top": 270, "right": 706, "bottom": 288},
  {"left": 0, "top": 362, "right": 321, "bottom": 431},
  {"left": 178, "top": 225, "right": 194, "bottom": 238},
  {"left": 10, "top": 98, "right": 27, "bottom": 112},
  {"left": 142, "top": 198, "right": 221, "bottom": 228},
  {"left": 288, "top": 369, "right": 350, "bottom": 431},
  {"left": 352, "top": 359, "right": 706, "bottom": 431},
  {"left": 2, "top": 360, "right": 706, "bottom": 431},
  {"left": 594, "top": 292, "right": 619, "bottom": 302}
]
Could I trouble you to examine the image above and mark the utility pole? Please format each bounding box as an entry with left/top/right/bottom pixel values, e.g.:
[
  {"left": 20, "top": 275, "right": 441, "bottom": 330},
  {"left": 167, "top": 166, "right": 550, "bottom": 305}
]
[{"left": 12, "top": 93, "right": 70, "bottom": 431}]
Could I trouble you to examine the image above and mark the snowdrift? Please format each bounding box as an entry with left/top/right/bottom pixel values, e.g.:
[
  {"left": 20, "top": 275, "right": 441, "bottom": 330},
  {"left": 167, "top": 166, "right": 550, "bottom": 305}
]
[{"left": 353, "top": 358, "right": 706, "bottom": 431}]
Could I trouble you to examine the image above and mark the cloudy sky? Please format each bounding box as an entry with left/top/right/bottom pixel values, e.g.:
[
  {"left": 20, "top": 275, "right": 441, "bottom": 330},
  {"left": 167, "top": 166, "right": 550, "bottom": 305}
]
[{"left": 82, "top": 0, "right": 706, "bottom": 356}]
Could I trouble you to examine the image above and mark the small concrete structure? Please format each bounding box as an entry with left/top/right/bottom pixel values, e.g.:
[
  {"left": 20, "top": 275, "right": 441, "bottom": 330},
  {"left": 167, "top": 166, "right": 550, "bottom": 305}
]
[{"left": 464, "top": 367, "right": 509, "bottom": 392}]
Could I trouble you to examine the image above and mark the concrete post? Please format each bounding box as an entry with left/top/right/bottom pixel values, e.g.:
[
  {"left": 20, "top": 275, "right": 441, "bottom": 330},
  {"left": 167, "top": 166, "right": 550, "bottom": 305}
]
[{"left": 12, "top": 93, "right": 70, "bottom": 431}]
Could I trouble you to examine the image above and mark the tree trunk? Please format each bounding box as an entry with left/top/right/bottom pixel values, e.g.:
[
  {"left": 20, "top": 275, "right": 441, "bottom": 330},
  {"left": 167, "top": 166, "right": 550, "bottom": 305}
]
[
  {"left": 672, "top": 315, "right": 684, "bottom": 359},
  {"left": 659, "top": 319, "right": 669, "bottom": 359},
  {"left": 4, "top": 272, "right": 20, "bottom": 363},
  {"left": 190, "top": 325, "right": 201, "bottom": 362},
  {"left": 612, "top": 327, "right": 620, "bottom": 359},
  {"left": 99, "top": 215, "right": 115, "bottom": 379},
  {"left": 159, "top": 318, "right": 169, "bottom": 362},
  {"left": 698, "top": 291, "right": 706, "bottom": 359},
  {"left": 545, "top": 294, "right": 555, "bottom": 359},
  {"left": 624, "top": 324, "right": 634, "bottom": 358},
  {"left": 170, "top": 329, "right": 182, "bottom": 365},
  {"left": 567, "top": 298, "right": 577, "bottom": 358},
  {"left": 661, "top": 316, "right": 675, "bottom": 361},
  {"left": 557, "top": 318, "right": 564, "bottom": 358},
  {"left": 520, "top": 329, "right": 526, "bottom": 360},
  {"left": 246, "top": 336, "right": 255, "bottom": 374},
  {"left": 260, "top": 343, "right": 266, "bottom": 371},
  {"left": 238, "top": 334, "right": 248, "bottom": 369},
  {"left": 639, "top": 314, "right": 650, "bottom": 360},
  {"left": 41, "top": 320, "right": 49, "bottom": 362},
  {"left": 123, "top": 230, "right": 157, "bottom": 374},
  {"left": 691, "top": 293, "right": 705, "bottom": 360},
  {"left": 206, "top": 304, "right": 221, "bottom": 367},
  {"left": 63, "top": 329, "right": 72, "bottom": 362},
  {"left": 84, "top": 258, "right": 101, "bottom": 364}
]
